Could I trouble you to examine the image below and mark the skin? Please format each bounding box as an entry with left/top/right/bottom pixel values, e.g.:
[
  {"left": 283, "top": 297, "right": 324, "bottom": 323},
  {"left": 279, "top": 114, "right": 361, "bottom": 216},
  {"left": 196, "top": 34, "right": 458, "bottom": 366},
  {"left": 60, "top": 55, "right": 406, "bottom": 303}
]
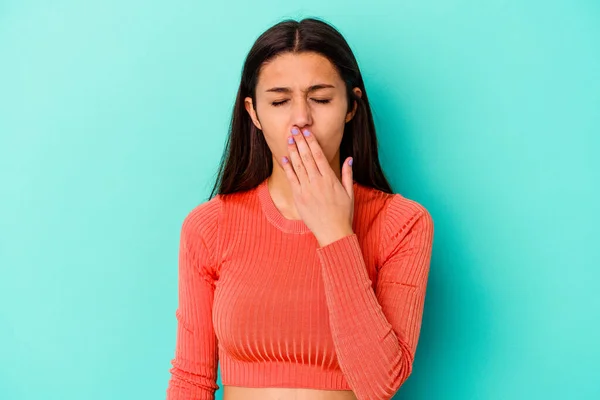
[
  {"left": 245, "top": 51, "right": 363, "bottom": 246},
  {"left": 223, "top": 52, "right": 362, "bottom": 399}
]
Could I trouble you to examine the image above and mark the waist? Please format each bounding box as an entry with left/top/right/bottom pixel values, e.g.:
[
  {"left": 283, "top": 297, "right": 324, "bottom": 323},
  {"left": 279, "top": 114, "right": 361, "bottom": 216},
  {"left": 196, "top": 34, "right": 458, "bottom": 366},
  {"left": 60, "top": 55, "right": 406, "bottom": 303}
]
[
  {"left": 220, "top": 353, "right": 352, "bottom": 391},
  {"left": 222, "top": 386, "right": 357, "bottom": 400}
]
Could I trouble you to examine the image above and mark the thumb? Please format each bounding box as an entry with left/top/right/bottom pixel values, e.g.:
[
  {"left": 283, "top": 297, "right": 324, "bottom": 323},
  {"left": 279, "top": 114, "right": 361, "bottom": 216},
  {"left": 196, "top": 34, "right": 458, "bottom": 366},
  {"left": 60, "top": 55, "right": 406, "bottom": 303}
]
[{"left": 342, "top": 157, "right": 354, "bottom": 198}]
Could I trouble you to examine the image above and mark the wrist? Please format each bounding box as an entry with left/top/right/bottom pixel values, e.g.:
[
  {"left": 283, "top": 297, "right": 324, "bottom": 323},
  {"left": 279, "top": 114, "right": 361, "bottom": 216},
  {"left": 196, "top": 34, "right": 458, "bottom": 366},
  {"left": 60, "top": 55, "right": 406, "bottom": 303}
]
[{"left": 316, "top": 227, "right": 354, "bottom": 248}]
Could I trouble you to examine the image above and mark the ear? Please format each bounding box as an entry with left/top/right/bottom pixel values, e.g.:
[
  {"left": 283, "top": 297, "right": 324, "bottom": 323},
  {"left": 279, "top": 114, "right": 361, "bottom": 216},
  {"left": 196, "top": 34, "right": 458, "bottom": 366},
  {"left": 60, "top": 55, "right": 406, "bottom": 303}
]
[
  {"left": 345, "top": 87, "right": 363, "bottom": 123},
  {"left": 244, "top": 97, "right": 263, "bottom": 130}
]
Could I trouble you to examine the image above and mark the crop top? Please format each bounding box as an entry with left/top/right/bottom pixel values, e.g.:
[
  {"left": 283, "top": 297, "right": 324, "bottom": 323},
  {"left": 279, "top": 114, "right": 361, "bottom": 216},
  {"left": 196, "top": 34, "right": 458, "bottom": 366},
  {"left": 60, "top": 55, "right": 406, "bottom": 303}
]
[{"left": 165, "top": 177, "right": 434, "bottom": 400}]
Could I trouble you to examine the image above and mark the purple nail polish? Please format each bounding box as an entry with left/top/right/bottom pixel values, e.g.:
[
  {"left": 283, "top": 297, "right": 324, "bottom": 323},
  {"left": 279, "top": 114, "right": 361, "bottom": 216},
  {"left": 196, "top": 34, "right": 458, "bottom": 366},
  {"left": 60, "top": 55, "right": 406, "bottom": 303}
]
[
  {"left": 349, "top": 158, "right": 353, "bottom": 166},
  {"left": 288, "top": 137, "right": 294, "bottom": 144},
  {"left": 303, "top": 129, "right": 310, "bottom": 136},
  {"left": 291, "top": 128, "right": 299, "bottom": 135}
]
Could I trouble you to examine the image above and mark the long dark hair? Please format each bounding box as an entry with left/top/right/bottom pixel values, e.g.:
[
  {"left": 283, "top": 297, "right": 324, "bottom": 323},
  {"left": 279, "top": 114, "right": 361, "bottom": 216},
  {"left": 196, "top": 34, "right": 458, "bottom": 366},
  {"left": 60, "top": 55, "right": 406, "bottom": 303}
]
[{"left": 208, "top": 17, "right": 393, "bottom": 200}]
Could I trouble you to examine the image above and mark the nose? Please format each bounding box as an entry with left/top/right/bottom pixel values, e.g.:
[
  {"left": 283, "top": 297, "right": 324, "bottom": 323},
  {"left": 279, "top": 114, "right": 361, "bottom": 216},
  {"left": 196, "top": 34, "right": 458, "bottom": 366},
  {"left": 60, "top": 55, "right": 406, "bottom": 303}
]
[{"left": 290, "top": 98, "right": 313, "bottom": 131}]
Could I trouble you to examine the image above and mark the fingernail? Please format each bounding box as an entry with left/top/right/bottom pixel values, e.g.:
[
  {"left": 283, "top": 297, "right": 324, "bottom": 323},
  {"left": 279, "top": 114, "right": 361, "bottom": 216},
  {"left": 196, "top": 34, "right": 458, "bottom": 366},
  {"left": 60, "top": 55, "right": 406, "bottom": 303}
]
[
  {"left": 349, "top": 158, "right": 353, "bottom": 166},
  {"left": 291, "top": 128, "right": 299, "bottom": 135},
  {"left": 288, "top": 137, "right": 294, "bottom": 144},
  {"left": 303, "top": 129, "right": 310, "bottom": 136}
]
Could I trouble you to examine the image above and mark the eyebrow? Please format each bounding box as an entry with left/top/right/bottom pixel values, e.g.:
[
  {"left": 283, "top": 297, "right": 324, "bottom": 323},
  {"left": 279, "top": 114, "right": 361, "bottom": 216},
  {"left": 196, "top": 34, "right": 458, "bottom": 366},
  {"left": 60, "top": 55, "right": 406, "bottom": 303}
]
[{"left": 265, "top": 84, "right": 336, "bottom": 93}]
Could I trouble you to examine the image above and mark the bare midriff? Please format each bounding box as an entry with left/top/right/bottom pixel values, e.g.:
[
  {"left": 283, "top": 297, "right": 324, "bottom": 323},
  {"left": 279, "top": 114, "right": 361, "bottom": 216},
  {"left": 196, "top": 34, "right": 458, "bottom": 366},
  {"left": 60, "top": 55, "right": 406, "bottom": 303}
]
[{"left": 222, "top": 386, "right": 358, "bottom": 400}]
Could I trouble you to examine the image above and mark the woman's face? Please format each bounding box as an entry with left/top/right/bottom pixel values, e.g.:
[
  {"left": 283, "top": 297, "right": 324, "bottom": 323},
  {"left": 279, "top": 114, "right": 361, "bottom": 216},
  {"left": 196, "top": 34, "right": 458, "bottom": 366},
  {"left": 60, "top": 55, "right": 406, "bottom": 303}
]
[{"left": 244, "top": 51, "right": 362, "bottom": 170}]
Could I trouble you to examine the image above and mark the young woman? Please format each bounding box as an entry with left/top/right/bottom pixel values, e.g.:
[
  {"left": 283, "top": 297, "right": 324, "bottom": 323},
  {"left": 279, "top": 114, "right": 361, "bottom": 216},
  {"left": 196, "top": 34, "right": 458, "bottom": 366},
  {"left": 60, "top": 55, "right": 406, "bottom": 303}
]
[{"left": 166, "top": 17, "right": 434, "bottom": 400}]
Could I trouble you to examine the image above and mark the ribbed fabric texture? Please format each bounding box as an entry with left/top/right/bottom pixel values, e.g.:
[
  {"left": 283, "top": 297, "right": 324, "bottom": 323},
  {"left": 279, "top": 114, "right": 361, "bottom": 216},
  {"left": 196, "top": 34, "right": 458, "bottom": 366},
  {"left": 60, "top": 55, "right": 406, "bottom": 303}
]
[{"left": 166, "top": 177, "right": 434, "bottom": 400}]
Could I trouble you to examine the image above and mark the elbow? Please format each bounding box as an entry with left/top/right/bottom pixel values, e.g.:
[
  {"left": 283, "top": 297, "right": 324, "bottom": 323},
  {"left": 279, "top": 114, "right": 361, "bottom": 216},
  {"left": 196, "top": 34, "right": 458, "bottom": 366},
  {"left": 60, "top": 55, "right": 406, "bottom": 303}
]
[
  {"left": 166, "top": 364, "right": 219, "bottom": 400},
  {"left": 387, "top": 344, "right": 415, "bottom": 398},
  {"left": 395, "top": 355, "right": 414, "bottom": 391}
]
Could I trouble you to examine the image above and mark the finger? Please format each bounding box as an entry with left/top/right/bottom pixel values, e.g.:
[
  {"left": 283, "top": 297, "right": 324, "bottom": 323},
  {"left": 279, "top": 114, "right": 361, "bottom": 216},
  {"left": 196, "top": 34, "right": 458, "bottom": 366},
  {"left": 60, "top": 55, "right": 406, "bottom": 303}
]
[
  {"left": 287, "top": 130, "right": 310, "bottom": 186},
  {"left": 292, "top": 128, "right": 321, "bottom": 181},
  {"left": 281, "top": 154, "right": 301, "bottom": 190},
  {"left": 342, "top": 156, "right": 354, "bottom": 198},
  {"left": 300, "top": 128, "right": 332, "bottom": 178}
]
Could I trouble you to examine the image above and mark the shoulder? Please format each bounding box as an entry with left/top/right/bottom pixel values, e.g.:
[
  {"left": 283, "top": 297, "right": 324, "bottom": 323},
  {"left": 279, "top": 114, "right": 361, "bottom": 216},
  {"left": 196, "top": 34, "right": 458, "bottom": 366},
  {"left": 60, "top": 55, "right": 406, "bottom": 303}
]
[
  {"left": 182, "top": 195, "right": 222, "bottom": 234},
  {"left": 354, "top": 183, "right": 433, "bottom": 229},
  {"left": 379, "top": 193, "right": 434, "bottom": 258},
  {"left": 180, "top": 195, "right": 223, "bottom": 262},
  {"left": 383, "top": 193, "right": 433, "bottom": 230}
]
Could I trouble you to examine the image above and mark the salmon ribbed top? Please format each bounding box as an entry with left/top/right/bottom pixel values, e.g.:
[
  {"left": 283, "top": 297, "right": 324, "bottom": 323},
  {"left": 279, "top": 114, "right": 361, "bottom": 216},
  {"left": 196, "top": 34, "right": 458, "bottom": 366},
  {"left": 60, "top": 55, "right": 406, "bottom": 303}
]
[{"left": 166, "top": 177, "right": 434, "bottom": 400}]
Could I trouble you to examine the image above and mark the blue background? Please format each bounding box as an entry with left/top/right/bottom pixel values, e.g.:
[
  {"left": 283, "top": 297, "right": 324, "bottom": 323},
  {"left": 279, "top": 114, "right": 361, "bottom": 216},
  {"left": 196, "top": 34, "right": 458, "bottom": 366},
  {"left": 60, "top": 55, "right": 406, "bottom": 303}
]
[{"left": 1, "top": 1, "right": 598, "bottom": 399}]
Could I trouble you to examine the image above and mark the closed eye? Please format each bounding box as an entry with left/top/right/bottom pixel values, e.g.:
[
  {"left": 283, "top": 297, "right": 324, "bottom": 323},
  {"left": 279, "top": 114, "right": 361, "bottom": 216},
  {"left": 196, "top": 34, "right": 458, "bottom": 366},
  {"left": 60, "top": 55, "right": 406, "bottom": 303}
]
[{"left": 271, "top": 99, "right": 331, "bottom": 107}]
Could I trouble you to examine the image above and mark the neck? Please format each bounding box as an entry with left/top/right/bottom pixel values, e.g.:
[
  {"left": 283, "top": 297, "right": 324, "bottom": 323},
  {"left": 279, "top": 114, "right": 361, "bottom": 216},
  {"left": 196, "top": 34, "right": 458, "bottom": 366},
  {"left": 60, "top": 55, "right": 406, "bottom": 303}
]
[{"left": 267, "top": 151, "right": 342, "bottom": 220}]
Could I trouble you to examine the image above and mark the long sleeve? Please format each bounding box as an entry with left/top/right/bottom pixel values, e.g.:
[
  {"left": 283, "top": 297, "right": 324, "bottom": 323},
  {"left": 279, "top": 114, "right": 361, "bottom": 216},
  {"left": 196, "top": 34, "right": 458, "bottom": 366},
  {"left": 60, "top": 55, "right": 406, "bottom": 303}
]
[
  {"left": 166, "top": 216, "right": 220, "bottom": 400},
  {"left": 315, "top": 196, "right": 434, "bottom": 400}
]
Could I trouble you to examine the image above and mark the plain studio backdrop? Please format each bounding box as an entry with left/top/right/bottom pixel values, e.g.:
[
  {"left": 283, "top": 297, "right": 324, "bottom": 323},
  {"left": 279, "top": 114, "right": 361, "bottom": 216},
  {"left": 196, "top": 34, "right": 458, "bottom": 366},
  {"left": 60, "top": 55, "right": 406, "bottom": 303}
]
[{"left": 1, "top": 1, "right": 598, "bottom": 399}]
